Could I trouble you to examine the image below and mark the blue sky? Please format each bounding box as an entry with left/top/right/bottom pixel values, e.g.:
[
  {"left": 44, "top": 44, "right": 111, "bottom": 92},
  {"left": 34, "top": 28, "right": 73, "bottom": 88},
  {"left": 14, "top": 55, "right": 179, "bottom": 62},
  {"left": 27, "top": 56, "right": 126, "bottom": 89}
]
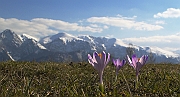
[{"left": 1, "top": 0, "right": 180, "bottom": 51}]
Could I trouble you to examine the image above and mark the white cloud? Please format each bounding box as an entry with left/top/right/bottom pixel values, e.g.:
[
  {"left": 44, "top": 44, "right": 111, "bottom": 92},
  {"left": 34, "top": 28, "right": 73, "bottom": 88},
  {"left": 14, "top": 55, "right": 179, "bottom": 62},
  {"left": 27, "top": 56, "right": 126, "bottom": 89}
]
[
  {"left": 103, "top": 25, "right": 109, "bottom": 29},
  {"left": 154, "top": 8, "right": 180, "bottom": 18},
  {"left": 117, "top": 14, "right": 137, "bottom": 20},
  {"left": 32, "top": 18, "right": 103, "bottom": 32},
  {"left": 87, "top": 16, "right": 163, "bottom": 31},
  {"left": 0, "top": 18, "right": 57, "bottom": 38},
  {"left": 89, "top": 24, "right": 99, "bottom": 28},
  {"left": 120, "top": 28, "right": 124, "bottom": 30},
  {"left": 122, "top": 34, "right": 180, "bottom": 49},
  {"left": 155, "top": 20, "right": 166, "bottom": 25},
  {"left": 0, "top": 17, "right": 103, "bottom": 39}
]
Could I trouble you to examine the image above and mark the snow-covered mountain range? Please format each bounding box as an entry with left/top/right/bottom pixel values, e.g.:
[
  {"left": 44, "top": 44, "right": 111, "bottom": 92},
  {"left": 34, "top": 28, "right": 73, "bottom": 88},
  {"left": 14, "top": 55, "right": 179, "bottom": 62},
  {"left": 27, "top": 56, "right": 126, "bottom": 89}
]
[{"left": 0, "top": 29, "right": 179, "bottom": 63}]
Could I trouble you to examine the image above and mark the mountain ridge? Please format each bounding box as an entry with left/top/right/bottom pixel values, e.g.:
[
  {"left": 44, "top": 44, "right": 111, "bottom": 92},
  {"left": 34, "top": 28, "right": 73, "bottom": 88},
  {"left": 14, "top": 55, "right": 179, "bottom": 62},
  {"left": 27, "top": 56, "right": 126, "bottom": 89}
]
[{"left": 0, "top": 29, "right": 179, "bottom": 63}]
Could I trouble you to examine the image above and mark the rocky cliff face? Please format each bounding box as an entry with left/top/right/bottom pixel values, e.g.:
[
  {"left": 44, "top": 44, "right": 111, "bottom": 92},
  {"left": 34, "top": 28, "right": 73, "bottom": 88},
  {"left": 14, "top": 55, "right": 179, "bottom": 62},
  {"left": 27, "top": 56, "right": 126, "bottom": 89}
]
[{"left": 0, "top": 29, "right": 23, "bottom": 60}]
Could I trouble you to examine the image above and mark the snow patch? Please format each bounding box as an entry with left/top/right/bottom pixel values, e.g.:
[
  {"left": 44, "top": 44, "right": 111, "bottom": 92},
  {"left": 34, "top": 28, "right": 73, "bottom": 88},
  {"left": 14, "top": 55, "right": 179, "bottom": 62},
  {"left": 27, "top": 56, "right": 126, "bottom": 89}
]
[
  {"left": 150, "top": 46, "right": 179, "bottom": 58},
  {"left": 21, "top": 34, "right": 38, "bottom": 41},
  {"left": 40, "top": 32, "right": 83, "bottom": 44}
]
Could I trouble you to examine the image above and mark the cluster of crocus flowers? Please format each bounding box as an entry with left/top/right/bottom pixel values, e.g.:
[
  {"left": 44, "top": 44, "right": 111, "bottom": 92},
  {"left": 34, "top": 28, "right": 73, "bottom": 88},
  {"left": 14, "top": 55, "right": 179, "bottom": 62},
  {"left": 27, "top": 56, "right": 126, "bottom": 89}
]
[
  {"left": 88, "top": 51, "right": 148, "bottom": 92},
  {"left": 127, "top": 54, "right": 148, "bottom": 88},
  {"left": 88, "top": 51, "right": 110, "bottom": 93}
]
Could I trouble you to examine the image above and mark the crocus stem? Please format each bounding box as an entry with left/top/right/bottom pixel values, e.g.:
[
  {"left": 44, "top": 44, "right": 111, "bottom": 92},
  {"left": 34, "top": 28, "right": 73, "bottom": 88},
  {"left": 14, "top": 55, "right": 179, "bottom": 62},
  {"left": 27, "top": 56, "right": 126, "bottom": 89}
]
[
  {"left": 135, "top": 75, "right": 138, "bottom": 90},
  {"left": 99, "top": 72, "right": 104, "bottom": 93},
  {"left": 99, "top": 72, "right": 103, "bottom": 86},
  {"left": 99, "top": 83, "right": 104, "bottom": 93},
  {"left": 115, "top": 75, "right": 117, "bottom": 81},
  {"left": 115, "top": 73, "right": 118, "bottom": 82}
]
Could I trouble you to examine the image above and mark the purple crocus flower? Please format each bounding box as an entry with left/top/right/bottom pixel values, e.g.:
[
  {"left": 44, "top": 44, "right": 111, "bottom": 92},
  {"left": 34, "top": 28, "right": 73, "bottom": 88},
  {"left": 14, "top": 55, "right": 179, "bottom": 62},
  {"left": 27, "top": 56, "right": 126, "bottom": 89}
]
[
  {"left": 127, "top": 54, "right": 148, "bottom": 76},
  {"left": 127, "top": 54, "right": 148, "bottom": 85},
  {"left": 113, "top": 59, "right": 126, "bottom": 75},
  {"left": 88, "top": 51, "right": 110, "bottom": 85}
]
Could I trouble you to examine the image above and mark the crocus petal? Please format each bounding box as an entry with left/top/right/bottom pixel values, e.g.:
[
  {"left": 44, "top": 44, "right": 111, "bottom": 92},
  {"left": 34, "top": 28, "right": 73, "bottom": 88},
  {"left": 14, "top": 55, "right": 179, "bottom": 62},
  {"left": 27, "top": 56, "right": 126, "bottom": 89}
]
[
  {"left": 132, "top": 54, "right": 137, "bottom": 69},
  {"left": 144, "top": 55, "right": 148, "bottom": 63},
  {"left": 93, "top": 52, "right": 102, "bottom": 71},
  {"left": 139, "top": 55, "right": 145, "bottom": 65},
  {"left": 120, "top": 60, "right": 126, "bottom": 67},
  {"left": 92, "top": 52, "right": 97, "bottom": 63},
  {"left": 116, "top": 60, "right": 122, "bottom": 70},
  {"left": 94, "top": 52, "right": 102, "bottom": 66},
  {"left": 93, "top": 51, "right": 109, "bottom": 72},
  {"left": 127, "top": 55, "right": 132, "bottom": 64},
  {"left": 88, "top": 54, "right": 94, "bottom": 66},
  {"left": 113, "top": 59, "right": 117, "bottom": 66},
  {"left": 139, "top": 55, "right": 148, "bottom": 65},
  {"left": 101, "top": 51, "right": 106, "bottom": 66},
  {"left": 116, "top": 59, "right": 120, "bottom": 66},
  {"left": 88, "top": 54, "right": 92, "bottom": 61},
  {"left": 118, "top": 60, "right": 126, "bottom": 69},
  {"left": 127, "top": 55, "right": 135, "bottom": 68},
  {"left": 105, "top": 53, "right": 110, "bottom": 65},
  {"left": 88, "top": 53, "right": 101, "bottom": 71}
]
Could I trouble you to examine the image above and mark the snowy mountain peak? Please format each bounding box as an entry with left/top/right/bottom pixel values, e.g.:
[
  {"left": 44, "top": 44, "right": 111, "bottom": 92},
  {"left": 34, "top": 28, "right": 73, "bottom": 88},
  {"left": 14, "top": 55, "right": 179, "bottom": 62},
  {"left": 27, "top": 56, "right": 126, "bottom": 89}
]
[
  {"left": 78, "top": 35, "right": 95, "bottom": 43},
  {"left": 0, "top": 29, "right": 23, "bottom": 47},
  {"left": 78, "top": 35, "right": 128, "bottom": 48},
  {"left": 115, "top": 39, "right": 129, "bottom": 47},
  {"left": 51, "top": 32, "right": 74, "bottom": 39},
  {"left": 1, "top": 29, "right": 17, "bottom": 38},
  {"left": 40, "top": 32, "right": 83, "bottom": 44},
  {"left": 2, "top": 29, "right": 14, "bottom": 34},
  {"left": 51, "top": 32, "right": 80, "bottom": 41}
]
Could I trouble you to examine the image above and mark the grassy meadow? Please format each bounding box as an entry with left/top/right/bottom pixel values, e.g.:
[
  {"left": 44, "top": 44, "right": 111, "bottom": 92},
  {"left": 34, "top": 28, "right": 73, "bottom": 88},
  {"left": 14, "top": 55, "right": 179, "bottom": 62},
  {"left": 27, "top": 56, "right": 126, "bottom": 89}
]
[{"left": 0, "top": 61, "right": 180, "bottom": 97}]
